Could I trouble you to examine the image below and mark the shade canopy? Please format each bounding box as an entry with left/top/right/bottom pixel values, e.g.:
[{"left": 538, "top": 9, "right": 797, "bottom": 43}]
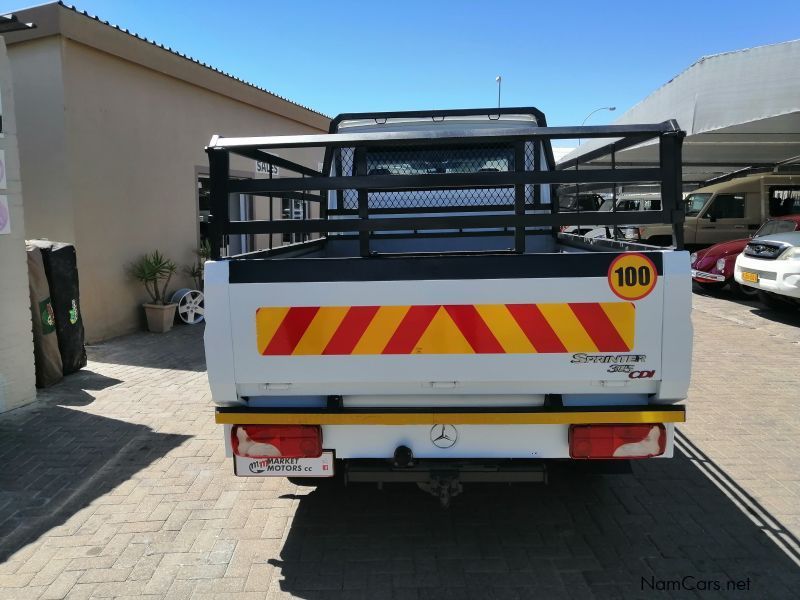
[{"left": 560, "top": 40, "right": 800, "bottom": 188}]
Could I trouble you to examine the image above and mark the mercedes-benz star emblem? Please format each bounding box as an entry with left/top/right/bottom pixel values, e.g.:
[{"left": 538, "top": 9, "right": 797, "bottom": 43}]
[{"left": 430, "top": 424, "right": 458, "bottom": 449}]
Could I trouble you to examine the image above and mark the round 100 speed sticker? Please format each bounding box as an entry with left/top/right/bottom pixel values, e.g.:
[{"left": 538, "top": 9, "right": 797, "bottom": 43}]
[{"left": 607, "top": 253, "right": 658, "bottom": 300}]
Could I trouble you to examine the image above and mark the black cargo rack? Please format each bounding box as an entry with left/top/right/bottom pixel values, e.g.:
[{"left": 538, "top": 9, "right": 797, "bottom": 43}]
[{"left": 205, "top": 107, "right": 685, "bottom": 259}]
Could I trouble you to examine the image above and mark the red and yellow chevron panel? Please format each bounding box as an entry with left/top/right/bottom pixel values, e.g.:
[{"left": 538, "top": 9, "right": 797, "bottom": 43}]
[{"left": 256, "top": 302, "right": 635, "bottom": 356}]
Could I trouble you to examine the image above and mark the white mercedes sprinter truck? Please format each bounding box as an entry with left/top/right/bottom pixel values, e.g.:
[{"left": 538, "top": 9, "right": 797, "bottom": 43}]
[{"left": 203, "top": 107, "right": 691, "bottom": 506}]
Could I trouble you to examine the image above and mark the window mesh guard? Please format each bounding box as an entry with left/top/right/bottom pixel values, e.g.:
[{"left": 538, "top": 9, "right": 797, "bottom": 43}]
[{"left": 335, "top": 142, "right": 539, "bottom": 211}]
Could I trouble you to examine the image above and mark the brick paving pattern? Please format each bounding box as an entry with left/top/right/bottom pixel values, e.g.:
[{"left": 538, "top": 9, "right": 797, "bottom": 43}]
[{"left": 1, "top": 288, "right": 799, "bottom": 599}]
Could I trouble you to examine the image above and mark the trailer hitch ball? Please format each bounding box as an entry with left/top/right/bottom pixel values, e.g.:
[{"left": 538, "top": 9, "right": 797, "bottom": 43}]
[
  {"left": 418, "top": 477, "right": 463, "bottom": 509},
  {"left": 393, "top": 445, "right": 414, "bottom": 468}
]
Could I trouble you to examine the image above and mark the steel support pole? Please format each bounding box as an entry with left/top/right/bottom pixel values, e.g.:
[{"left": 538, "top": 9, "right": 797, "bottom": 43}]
[
  {"left": 354, "top": 147, "right": 369, "bottom": 257},
  {"left": 514, "top": 142, "right": 526, "bottom": 253},
  {"left": 659, "top": 132, "right": 686, "bottom": 249},
  {"left": 207, "top": 148, "right": 230, "bottom": 260}
]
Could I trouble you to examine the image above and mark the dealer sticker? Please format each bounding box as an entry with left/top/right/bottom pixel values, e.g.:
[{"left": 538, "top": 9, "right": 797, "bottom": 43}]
[{"left": 234, "top": 452, "right": 334, "bottom": 477}]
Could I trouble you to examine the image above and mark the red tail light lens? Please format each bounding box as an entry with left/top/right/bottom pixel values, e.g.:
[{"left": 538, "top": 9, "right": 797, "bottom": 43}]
[
  {"left": 232, "top": 425, "right": 322, "bottom": 459},
  {"left": 569, "top": 424, "right": 665, "bottom": 459}
]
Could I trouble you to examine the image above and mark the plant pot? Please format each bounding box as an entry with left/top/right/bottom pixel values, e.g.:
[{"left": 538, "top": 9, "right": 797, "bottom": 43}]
[{"left": 143, "top": 303, "right": 177, "bottom": 333}]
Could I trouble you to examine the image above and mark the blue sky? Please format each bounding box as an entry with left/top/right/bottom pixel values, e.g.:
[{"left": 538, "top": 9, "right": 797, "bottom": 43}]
[{"left": 3, "top": 0, "right": 799, "bottom": 129}]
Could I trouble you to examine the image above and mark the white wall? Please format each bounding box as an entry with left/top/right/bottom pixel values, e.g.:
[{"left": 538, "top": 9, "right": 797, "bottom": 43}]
[
  {"left": 6, "top": 36, "right": 73, "bottom": 243},
  {"left": 0, "top": 37, "right": 37, "bottom": 413}
]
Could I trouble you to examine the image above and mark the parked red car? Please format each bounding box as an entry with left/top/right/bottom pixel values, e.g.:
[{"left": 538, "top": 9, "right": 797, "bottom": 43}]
[{"left": 691, "top": 215, "right": 800, "bottom": 297}]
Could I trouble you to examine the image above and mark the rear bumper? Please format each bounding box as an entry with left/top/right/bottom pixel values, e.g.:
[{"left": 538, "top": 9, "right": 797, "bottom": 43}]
[
  {"left": 691, "top": 269, "right": 726, "bottom": 283},
  {"left": 345, "top": 459, "right": 548, "bottom": 483},
  {"left": 217, "top": 406, "right": 684, "bottom": 459}
]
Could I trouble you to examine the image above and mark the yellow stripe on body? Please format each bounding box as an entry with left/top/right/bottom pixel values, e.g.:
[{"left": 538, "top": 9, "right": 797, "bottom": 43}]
[
  {"left": 475, "top": 304, "right": 537, "bottom": 353},
  {"left": 292, "top": 306, "right": 351, "bottom": 355},
  {"left": 413, "top": 307, "right": 474, "bottom": 354},
  {"left": 255, "top": 307, "right": 290, "bottom": 354},
  {"left": 537, "top": 303, "right": 598, "bottom": 352},
  {"left": 216, "top": 409, "right": 686, "bottom": 426},
  {"left": 352, "top": 305, "right": 409, "bottom": 354},
  {"left": 599, "top": 302, "right": 636, "bottom": 350}
]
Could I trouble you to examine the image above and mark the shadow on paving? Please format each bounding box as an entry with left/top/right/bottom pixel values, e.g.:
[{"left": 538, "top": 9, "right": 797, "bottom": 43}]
[
  {"left": 747, "top": 306, "right": 800, "bottom": 328},
  {"left": 87, "top": 323, "right": 206, "bottom": 372},
  {"left": 0, "top": 403, "right": 188, "bottom": 562},
  {"left": 692, "top": 284, "right": 800, "bottom": 328},
  {"left": 270, "top": 445, "right": 800, "bottom": 599},
  {"left": 36, "top": 369, "right": 123, "bottom": 407}
]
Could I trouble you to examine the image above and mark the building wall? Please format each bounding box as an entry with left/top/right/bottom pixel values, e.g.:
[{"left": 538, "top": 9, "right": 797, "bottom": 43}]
[
  {"left": 0, "top": 37, "right": 37, "bottom": 413},
  {"left": 13, "top": 37, "right": 325, "bottom": 342},
  {"left": 6, "top": 36, "right": 73, "bottom": 244}
]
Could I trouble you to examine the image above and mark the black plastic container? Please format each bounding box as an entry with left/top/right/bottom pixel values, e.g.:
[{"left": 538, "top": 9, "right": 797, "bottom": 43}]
[{"left": 29, "top": 240, "right": 87, "bottom": 375}]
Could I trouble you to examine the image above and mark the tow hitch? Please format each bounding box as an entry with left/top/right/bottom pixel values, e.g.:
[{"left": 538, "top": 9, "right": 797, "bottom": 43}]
[
  {"left": 417, "top": 475, "right": 464, "bottom": 508},
  {"left": 344, "top": 449, "right": 548, "bottom": 508}
]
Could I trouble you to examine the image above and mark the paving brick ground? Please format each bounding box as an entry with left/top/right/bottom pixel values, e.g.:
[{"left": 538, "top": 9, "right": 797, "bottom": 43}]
[{"left": 1, "top": 288, "right": 799, "bottom": 599}]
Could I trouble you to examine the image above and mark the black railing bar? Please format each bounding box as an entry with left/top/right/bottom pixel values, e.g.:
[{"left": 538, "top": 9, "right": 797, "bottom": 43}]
[
  {"left": 329, "top": 107, "right": 548, "bottom": 131},
  {"left": 575, "top": 153, "right": 580, "bottom": 215},
  {"left": 513, "top": 142, "right": 526, "bottom": 253},
  {"left": 227, "top": 168, "right": 662, "bottom": 194},
  {"left": 252, "top": 191, "right": 325, "bottom": 203},
  {"left": 268, "top": 162, "right": 273, "bottom": 250},
  {"left": 222, "top": 146, "right": 323, "bottom": 178},
  {"left": 208, "top": 123, "right": 676, "bottom": 151},
  {"left": 332, "top": 228, "right": 558, "bottom": 240},
  {"left": 326, "top": 204, "right": 549, "bottom": 215},
  {"left": 225, "top": 210, "right": 674, "bottom": 235},
  {"left": 558, "top": 132, "right": 664, "bottom": 171}
]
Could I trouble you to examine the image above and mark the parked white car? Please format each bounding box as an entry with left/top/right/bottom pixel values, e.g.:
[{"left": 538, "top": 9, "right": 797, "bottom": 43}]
[{"left": 734, "top": 231, "right": 800, "bottom": 307}]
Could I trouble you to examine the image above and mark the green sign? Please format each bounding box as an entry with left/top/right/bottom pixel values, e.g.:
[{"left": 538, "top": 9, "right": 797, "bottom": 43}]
[{"left": 39, "top": 298, "right": 56, "bottom": 334}]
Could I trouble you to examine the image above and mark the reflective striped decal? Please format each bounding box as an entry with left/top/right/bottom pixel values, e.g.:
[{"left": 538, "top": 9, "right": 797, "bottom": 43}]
[{"left": 256, "top": 302, "right": 635, "bottom": 356}]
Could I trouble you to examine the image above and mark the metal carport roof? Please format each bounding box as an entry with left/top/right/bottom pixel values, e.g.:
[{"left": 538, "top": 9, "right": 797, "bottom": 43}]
[{"left": 560, "top": 39, "right": 800, "bottom": 188}]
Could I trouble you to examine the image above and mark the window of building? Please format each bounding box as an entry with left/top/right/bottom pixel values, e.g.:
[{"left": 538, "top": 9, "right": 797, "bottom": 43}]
[{"left": 282, "top": 198, "right": 309, "bottom": 245}]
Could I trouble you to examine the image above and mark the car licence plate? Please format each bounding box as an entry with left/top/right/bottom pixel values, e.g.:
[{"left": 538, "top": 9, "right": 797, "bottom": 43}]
[
  {"left": 742, "top": 271, "right": 759, "bottom": 283},
  {"left": 234, "top": 451, "right": 334, "bottom": 477}
]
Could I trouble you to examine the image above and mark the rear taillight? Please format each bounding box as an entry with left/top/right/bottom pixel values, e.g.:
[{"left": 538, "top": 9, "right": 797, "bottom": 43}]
[
  {"left": 569, "top": 424, "right": 665, "bottom": 459},
  {"left": 232, "top": 425, "right": 322, "bottom": 459}
]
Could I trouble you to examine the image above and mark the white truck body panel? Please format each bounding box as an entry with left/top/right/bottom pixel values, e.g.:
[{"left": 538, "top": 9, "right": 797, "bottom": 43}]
[
  {"left": 205, "top": 251, "right": 690, "bottom": 404},
  {"left": 223, "top": 277, "right": 662, "bottom": 396}
]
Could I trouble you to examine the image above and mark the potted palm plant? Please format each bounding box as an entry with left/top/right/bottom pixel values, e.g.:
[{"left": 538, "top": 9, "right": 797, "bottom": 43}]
[{"left": 129, "top": 250, "right": 178, "bottom": 333}]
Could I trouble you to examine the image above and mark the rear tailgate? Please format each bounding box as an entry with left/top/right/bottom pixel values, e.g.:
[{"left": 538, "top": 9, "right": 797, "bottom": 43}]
[{"left": 206, "top": 250, "right": 690, "bottom": 403}]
